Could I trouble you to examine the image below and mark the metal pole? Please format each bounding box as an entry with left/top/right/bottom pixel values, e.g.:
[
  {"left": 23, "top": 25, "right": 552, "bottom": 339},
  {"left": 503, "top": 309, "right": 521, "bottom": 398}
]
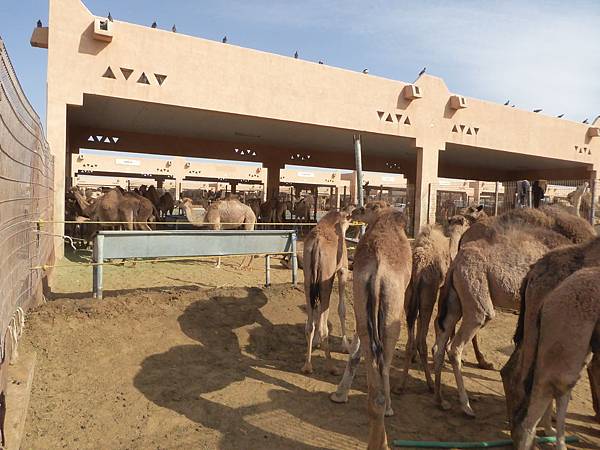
[
  {"left": 494, "top": 181, "right": 499, "bottom": 216},
  {"left": 590, "top": 177, "right": 597, "bottom": 225},
  {"left": 265, "top": 255, "right": 271, "bottom": 287},
  {"left": 93, "top": 234, "right": 104, "bottom": 299},
  {"left": 354, "top": 134, "right": 364, "bottom": 208},
  {"left": 291, "top": 232, "right": 298, "bottom": 286}
]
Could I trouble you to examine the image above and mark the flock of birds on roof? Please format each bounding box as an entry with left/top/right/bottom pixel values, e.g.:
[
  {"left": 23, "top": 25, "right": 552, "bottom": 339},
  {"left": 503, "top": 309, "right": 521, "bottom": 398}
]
[{"left": 34, "top": 15, "right": 592, "bottom": 124}]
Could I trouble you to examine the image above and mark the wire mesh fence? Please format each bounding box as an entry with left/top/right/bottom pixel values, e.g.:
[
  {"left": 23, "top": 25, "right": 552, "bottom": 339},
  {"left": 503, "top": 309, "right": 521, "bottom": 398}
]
[{"left": 0, "top": 38, "right": 54, "bottom": 367}]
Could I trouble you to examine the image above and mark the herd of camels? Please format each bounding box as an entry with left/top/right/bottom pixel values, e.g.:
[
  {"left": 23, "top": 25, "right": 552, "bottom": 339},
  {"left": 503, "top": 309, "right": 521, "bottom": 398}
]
[
  {"left": 66, "top": 182, "right": 599, "bottom": 449},
  {"left": 301, "top": 194, "right": 599, "bottom": 449}
]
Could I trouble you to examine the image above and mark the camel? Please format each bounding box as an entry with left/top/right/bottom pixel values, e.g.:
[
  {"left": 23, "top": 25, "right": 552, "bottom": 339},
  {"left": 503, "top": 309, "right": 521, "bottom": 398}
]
[
  {"left": 506, "top": 268, "right": 600, "bottom": 450},
  {"left": 398, "top": 215, "right": 472, "bottom": 393},
  {"left": 301, "top": 207, "right": 355, "bottom": 375},
  {"left": 71, "top": 187, "right": 155, "bottom": 231},
  {"left": 157, "top": 192, "right": 175, "bottom": 218},
  {"left": 329, "top": 210, "right": 411, "bottom": 450},
  {"left": 501, "top": 236, "right": 600, "bottom": 438},
  {"left": 178, "top": 197, "right": 256, "bottom": 268},
  {"left": 432, "top": 221, "right": 579, "bottom": 417},
  {"left": 566, "top": 182, "right": 589, "bottom": 217},
  {"left": 294, "top": 194, "right": 315, "bottom": 221}
]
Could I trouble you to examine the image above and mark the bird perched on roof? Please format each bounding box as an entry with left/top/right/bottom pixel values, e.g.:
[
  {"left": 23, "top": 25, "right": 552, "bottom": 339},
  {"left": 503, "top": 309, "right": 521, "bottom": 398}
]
[
  {"left": 151, "top": 21, "right": 157, "bottom": 28},
  {"left": 108, "top": 12, "right": 113, "bottom": 22},
  {"left": 37, "top": 19, "right": 42, "bottom": 28},
  {"left": 222, "top": 36, "right": 227, "bottom": 43},
  {"left": 172, "top": 24, "right": 177, "bottom": 32},
  {"left": 533, "top": 109, "right": 542, "bottom": 113},
  {"left": 557, "top": 113, "right": 564, "bottom": 118},
  {"left": 504, "top": 100, "right": 510, "bottom": 106},
  {"left": 418, "top": 67, "right": 426, "bottom": 76},
  {"left": 362, "top": 68, "right": 369, "bottom": 74},
  {"left": 583, "top": 118, "right": 589, "bottom": 124},
  {"left": 318, "top": 60, "right": 324, "bottom": 64},
  {"left": 511, "top": 104, "right": 515, "bottom": 107},
  {"left": 294, "top": 51, "right": 299, "bottom": 59}
]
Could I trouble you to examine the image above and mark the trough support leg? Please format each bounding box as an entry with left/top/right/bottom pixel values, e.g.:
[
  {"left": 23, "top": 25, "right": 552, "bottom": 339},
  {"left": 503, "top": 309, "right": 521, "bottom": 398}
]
[
  {"left": 265, "top": 255, "right": 271, "bottom": 287},
  {"left": 93, "top": 234, "right": 104, "bottom": 299},
  {"left": 291, "top": 233, "right": 298, "bottom": 287}
]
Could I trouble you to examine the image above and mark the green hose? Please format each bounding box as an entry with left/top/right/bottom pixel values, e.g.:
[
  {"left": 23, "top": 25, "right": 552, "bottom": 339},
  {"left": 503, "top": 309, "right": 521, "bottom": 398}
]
[{"left": 391, "top": 435, "right": 578, "bottom": 448}]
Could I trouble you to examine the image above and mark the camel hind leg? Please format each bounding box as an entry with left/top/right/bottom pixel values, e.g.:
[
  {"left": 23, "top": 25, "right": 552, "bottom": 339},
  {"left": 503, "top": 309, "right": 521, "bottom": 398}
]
[
  {"left": 366, "top": 351, "right": 388, "bottom": 450},
  {"left": 416, "top": 282, "right": 438, "bottom": 392},
  {"left": 330, "top": 334, "right": 361, "bottom": 403},
  {"left": 433, "top": 288, "right": 461, "bottom": 411},
  {"left": 587, "top": 352, "right": 600, "bottom": 422},
  {"left": 302, "top": 303, "right": 317, "bottom": 374},
  {"left": 337, "top": 267, "right": 350, "bottom": 352},
  {"left": 317, "top": 279, "right": 338, "bottom": 375}
]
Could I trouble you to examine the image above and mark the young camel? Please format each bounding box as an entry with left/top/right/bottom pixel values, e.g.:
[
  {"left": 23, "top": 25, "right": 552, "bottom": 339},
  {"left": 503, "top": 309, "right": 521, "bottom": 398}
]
[
  {"left": 179, "top": 197, "right": 256, "bottom": 268},
  {"left": 398, "top": 215, "right": 471, "bottom": 393},
  {"left": 433, "top": 225, "right": 573, "bottom": 416},
  {"left": 330, "top": 210, "right": 411, "bottom": 450},
  {"left": 507, "top": 268, "right": 600, "bottom": 450},
  {"left": 301, "top": 208, "right": 354, "bottom": 375},
  {"left": 501, "top": 236, "right": 600, "bottom": 436}
]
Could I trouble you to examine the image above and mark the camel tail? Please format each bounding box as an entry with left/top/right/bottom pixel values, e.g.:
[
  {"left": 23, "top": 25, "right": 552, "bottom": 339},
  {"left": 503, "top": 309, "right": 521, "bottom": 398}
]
[
  {"left": 405, "top": 274, "right": 420, "bottom": 333},
  {"left": 436, "top": 264, "right": 455, "bottom": 332},
  {"left": 366, "top": 275, "right": 386, "bottom": 375},
  {"left": 514, "top": 272, "right": 531, "bottom": 347},
  {"left": 308, "top": 247, "right": 321, "bottom": 310}
]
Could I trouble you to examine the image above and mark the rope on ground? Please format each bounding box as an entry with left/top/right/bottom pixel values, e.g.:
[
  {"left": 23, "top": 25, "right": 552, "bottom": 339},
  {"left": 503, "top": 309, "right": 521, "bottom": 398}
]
[
  {"left": 30, "top": 252, "right": 295, "bottom": 271},
  {"left": 7, "top": 307, "right": 25, "bottom": 364}
]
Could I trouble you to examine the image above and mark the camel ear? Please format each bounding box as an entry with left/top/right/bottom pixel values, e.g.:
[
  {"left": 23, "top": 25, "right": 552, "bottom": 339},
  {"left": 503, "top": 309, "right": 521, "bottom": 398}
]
[{"left": 476, "top": 205, "right": 484, "bottom": 212}]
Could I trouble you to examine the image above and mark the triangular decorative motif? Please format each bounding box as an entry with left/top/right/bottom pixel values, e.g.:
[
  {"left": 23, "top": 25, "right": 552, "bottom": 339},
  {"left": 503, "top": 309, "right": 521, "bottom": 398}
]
[
  {"left": 588, "top": 149, "right": 592, "bottom": 155},
  {"left": 575, "top": 145, "right": 579, "bottom": 151},
  {"left": 103, "top": 137, "right": 111, "bottom": 143},
  {"left": 452, "top": 125, "right": 458, "bottom": 132},
  {"left": 459, "top": 124, "right": 465, "bottom": 132},
  {"left": 385, "top": 113, "right": 393, "bottom": 123},
  {"left": 466, "top": 128, "right": 472, "bottom": 135},
  {"left": 154, "top": 74, "right": 167, "bottom": 86},
  {"left": 112, "top": 137, "right": 119, "bottom": 144},
  {"left": 137, "top": 72, "right": 150, "bottom": 85},
  {"left": 404, "top": 116, "right": 411, "bottom": 125},
  {"left": 377, "top": 111, "right": 385, "bottom": 120},
  {"left": 473, "top": 127, "right": 479, "bottom": 135},
  {"left": 120, "top": 68, "right": 134, "bottom": 80},
  {"left": 395, "top": 114, "right": 403, "bottom": 122},
  {"left": 96, "top": 135, "right": 103, "bottom": 142},
  {"left": 87, "top": 136, "right": 94, "bottom": 142},
  {"left": 102, "top": 67, "right": 116, "bottom": 79}
]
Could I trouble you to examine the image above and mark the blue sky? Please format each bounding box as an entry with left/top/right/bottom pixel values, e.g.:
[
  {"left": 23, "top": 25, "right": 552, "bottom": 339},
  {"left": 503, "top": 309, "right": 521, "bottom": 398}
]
[{"left": 1, "top": 0, "right": 599, "bottom": 131}]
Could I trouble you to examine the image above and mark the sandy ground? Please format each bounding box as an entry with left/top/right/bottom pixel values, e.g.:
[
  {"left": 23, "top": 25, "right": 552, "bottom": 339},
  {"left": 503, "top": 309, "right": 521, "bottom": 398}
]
[{"left": 19, "top": 250, "right": 600, "bottom": 449}]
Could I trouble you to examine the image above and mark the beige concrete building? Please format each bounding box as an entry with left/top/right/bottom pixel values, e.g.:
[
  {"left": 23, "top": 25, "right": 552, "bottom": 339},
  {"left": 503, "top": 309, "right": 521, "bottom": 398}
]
[{"left": 33, "top": 0, "right": 600, "bottom": 255}]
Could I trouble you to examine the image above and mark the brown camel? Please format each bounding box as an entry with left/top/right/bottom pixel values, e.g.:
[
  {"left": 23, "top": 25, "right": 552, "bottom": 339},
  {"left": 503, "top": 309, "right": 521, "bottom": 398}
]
[
  {"left": 330, "top": 210, "right": 411, "bottom": 450},
  {"left": 501, "top": 236, "right": 600, "bottom": 438},
  {"left": 294, "top": 194, "right": 315, "bottom": 221},
  {"left": 179, "top": 197, "right": 256, "bottom": 268},
  {"left": 301, "top": 207, "right": 354, "bottom": 375},
  {"left": 157, "top": 192, "right": 175, "bottom": 218},
  {"left": 433, "top": 223, "right": 575, "bottom": 417},
  {"left": 398, "top": 215, "right": 471, "bottom": 393},
  {"left": 506, "top": 268, "right": 600, "bottom": 450}
]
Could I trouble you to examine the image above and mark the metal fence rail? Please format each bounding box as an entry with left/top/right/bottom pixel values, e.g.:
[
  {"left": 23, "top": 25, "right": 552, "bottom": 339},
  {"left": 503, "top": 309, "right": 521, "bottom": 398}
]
[
  {"left": 92, "top": 230, "right": 298, "bottom": 298},
  {"left": 0, "top": 36, "right": 54, "bottom": 396}
]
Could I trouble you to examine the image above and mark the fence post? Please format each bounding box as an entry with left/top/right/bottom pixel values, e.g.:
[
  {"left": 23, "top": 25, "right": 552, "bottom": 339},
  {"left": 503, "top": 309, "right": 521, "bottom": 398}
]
[
  {"left": 494, "top": 181, "right": 499, "bottom": 216},
  {"left": 265, "top": 255, "right": 271, "bottom": 287},
  {"left": 291, "top": 232, "right": 298, "bottom": 287},
  {"left": 93, "top": 234, "right": 104, "bottom": 299}
]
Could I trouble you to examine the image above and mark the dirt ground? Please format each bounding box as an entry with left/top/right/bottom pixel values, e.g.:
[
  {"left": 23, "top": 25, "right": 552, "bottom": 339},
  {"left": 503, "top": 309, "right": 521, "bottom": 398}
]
[{"left": 19, "top": 251, "right": 600, "bottom": 449}]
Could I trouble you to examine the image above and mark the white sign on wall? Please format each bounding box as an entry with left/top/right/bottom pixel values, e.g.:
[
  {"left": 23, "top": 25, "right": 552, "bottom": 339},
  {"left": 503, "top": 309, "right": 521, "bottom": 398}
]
[
  {"left": 116, "top": 159, "right": 141, "bottom": 166},
  {"left": 298, "top": 172, "right": 315, "bottom": 178},
  {"left": 382, "top": 176, "right": 395, "bottom": 182}
]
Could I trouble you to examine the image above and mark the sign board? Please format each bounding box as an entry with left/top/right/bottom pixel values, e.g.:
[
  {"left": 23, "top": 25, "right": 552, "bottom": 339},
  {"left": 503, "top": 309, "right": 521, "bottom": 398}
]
[
  {"left": 382, "top": 176, "right": 395, "bottom": 182},
  {"left": 298, "top": 172, "right": 315, "bottom": 178},
  {"left": 116, "top": 159, "right": 141, "bottom": 166}
]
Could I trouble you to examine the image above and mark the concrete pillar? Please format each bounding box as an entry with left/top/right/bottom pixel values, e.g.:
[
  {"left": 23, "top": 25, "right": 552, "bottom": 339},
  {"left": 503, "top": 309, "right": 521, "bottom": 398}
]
[
  {"left": 231, "top": 182, "right": 237, "bottom": 194},
  {"left": 472, "top": 181, "right": 481, "bottom": 205},
  {"left": 265, "top": 162, "right": 282, "bottom": 201},
  {"left": 313, "top": 186, "right": 318, "bottom": 220},
  {"left": 354, "top": 135, "right": 365, "bottom": 208},
  {"left": 175, "top": 178, "right": 182, "bottom": 200},
  {"left": 335, "top": 186, "right": 341, "bottom": 209},
  {"left": 413, "top": 146, "right": 439, "bottom": 233}
]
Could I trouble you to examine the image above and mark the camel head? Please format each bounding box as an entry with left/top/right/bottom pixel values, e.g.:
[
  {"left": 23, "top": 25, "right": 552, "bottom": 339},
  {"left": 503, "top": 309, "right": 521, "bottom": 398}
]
[
  {"left": 461, "top": 204, "right": 486, "bottom": 224},
  {"left": 351, "top": 201, "right": 391, "bottom": 225},
  {"left": 177, "top": 197, "right": 193, "bottom": 209}
]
